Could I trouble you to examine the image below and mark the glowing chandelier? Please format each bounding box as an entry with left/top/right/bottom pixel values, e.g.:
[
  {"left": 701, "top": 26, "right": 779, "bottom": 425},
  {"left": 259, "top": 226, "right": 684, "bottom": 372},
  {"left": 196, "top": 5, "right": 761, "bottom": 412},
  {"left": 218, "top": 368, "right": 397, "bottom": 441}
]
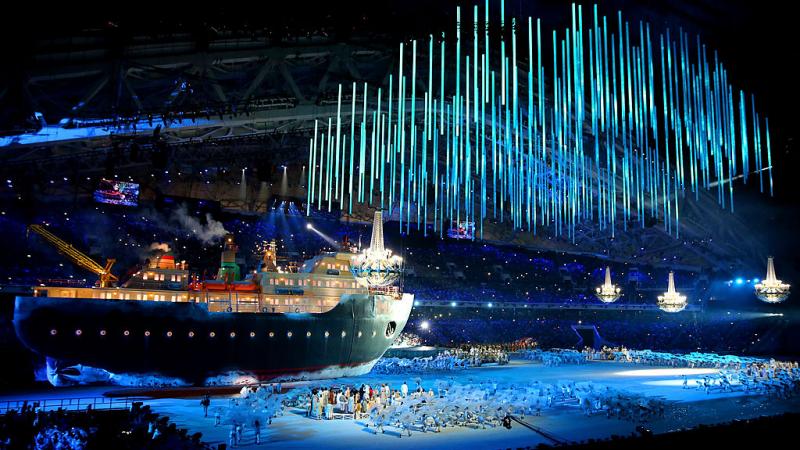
[
  {"left": 350, "top": 211, "right": 403, "bottom": 287},
  {"left": 657, "top": 271, "right": 687, "bottom": 313},
  {"left": 754, "top": 257, "right": 790, "bottom": 304},
  {"left": 595, "top": 266, "right": 621, "bottom": 303}
]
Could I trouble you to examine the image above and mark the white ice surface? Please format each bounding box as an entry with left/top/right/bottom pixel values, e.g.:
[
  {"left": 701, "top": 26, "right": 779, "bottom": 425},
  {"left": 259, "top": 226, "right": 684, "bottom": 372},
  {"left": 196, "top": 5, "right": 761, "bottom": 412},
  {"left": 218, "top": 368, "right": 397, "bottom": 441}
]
[
  {"left": 5, "top": 359, "right": 800, "bottom": 449},
  {"left": 148, "top": 360, "right": 800, "bottom": 448}
]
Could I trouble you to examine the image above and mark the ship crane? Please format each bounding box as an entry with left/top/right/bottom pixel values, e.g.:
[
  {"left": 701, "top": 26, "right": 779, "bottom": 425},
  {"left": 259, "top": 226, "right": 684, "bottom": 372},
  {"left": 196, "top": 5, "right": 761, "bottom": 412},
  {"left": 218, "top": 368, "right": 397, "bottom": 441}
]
[{"left": 27, "top": 224, "right": 118, "bottom": 288}]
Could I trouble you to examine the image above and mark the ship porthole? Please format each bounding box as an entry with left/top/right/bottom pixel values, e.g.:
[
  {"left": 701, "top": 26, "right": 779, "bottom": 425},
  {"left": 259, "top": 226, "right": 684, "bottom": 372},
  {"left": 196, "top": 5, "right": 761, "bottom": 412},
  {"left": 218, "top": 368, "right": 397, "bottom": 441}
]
[
  {"left": 269, "top": 332, "right": 275, "bottom": 338},
  {"left": 144, "top": 330, "right": 151, "bottom": 337},
  {"left": 166, "top": 331, "right": 173, "bottom": 337},
  {"left": 100, "top": 330, "right": 106, "bottom": 336},
  {"left": 50, "top": 329, "right": 57, "bottom": 336},
  {"left": 230, "top": 332, "right": 236, "bottom": 338},
  {"left": 188, "top": 331, "right": 195, "bottom": 338},
  {"left": 372, "top": 330, "right": 376, "bottom": 338},
  {"left": 209, "top": 331, "right": 216, "bottom": 338},
  {"left": 123, "top": 330, "right": 130, "bottom": 336},
  {"left": 306, "top": 331, "right": 312, "bottom": 338},
  {"left": 250, "top": 332, "right": 256, "bottom": 338},
  {"left": 324, "top": 331, "right": 329, "bottom": 338},
  {"left": 75, "top": 329, "right": 82, "bottom": 336},
  {"left": 341, "top": 331, "right": 346, "bottom": 338},
  {"left": 358, "top": 331, "right": 362, "bottom": 338},
  {"left": 287, "top": 331, "right": 293, "bottom": 338}
]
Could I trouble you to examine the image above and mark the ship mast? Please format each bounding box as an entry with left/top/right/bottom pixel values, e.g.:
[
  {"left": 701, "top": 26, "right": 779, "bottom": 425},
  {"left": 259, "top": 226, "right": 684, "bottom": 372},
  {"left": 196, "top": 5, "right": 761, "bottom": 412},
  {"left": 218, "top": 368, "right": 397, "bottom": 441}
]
[{"left": 369, "top": 211, "right": 385, "bottom": 253}]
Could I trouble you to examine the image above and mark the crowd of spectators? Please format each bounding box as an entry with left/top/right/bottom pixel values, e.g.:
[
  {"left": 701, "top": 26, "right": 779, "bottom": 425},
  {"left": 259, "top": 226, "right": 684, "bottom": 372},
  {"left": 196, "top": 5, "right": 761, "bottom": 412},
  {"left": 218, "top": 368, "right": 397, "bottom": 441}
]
[
  {"left": 408, "top": 307, "right": 791, "bottom": 356},
  {"left": 401, "top": 237, "right": 709, "bottom": 307},
  {"left": 0, "top": 401, "right": 205, "bottom": 450}
]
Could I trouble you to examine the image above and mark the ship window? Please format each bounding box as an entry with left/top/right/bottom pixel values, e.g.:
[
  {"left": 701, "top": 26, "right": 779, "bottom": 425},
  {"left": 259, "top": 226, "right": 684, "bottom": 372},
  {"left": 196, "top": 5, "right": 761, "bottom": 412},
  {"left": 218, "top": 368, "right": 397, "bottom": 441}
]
[
  {"left": 269, "top": 332, "right": 275, "bottom": 338},
  {"left": 324, "top": 331, "right": 329, "bottom": 338},
  {"left": 50, "top": 329, "right": 57, "bottom": 335},
  {"left": 250, "top": 332, "right": 255, "bottom": 338},
  {"left": 100, "top": 330, "right": 106, "bottom": 336},
  {"left": 287, "top": 331, "right": 293, "bottom": 338},
  {"left": 166, "top": 331, "right": 173, "bottom": 337},
  {"left": 306, "top": 331, "right": 312, "bottom": 338},
  {"left": 123, "top": 330, "right": 130, "bottom": 336},
  {"left": 385, "top": 322, "right": 397, "bottom": 338},
  {"left": 143, "top": 273, "right": 148, "bottom": 280},
  {"left": 75, "top": 329, "right": 82, "bottom": 336},
  {"left": 188, "top": 331, "right": 195, "bottom": 338},
  {"left": 144, "top": 330, "right": 150, "bottom": 337},
  {"left": 341, "top": 331, "right": 346, "bottom": 338},
  {"left": 230, "top": 332, "right": 236, "bottom": 338},
  {"left": 209, "top": 332, "right": 216, "bottom": 338}
]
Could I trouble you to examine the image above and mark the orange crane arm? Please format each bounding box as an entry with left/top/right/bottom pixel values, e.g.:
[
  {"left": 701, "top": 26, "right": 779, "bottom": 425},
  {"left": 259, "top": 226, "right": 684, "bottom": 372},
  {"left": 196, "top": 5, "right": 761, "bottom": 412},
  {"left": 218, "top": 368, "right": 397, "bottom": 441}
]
[{"left": 28, "top": 224, "right": 118, "bottom": 287}]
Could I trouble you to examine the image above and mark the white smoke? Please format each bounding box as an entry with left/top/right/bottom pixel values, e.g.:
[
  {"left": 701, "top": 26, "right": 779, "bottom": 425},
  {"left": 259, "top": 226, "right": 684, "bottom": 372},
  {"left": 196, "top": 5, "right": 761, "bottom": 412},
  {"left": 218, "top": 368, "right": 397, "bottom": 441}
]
[
  {"left": 171, "top": 204, "right": 229, "bottom": 244},
  {"left": 149, "top": 242, "right": 172, "bottom": 253}
]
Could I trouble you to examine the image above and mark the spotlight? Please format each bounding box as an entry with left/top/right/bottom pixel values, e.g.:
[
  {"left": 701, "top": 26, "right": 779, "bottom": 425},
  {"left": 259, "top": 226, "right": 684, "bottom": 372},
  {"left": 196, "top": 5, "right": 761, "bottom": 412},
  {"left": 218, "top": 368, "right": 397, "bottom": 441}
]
[
  {"left": 420, "top": 321, "right": 430, "bottom": 330},
  {"left": 306, "top": 223, "right": 313, "bottom": 230}
]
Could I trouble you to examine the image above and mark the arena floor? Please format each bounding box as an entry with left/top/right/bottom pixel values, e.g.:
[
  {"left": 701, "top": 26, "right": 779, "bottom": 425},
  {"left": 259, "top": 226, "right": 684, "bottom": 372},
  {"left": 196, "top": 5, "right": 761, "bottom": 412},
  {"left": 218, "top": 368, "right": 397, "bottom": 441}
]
[
  {"left": 131, "top": 359, "right": 800, "bottom": 448},
  {"left": 3, "top": 359, "right": 798, "bottom": 448}
]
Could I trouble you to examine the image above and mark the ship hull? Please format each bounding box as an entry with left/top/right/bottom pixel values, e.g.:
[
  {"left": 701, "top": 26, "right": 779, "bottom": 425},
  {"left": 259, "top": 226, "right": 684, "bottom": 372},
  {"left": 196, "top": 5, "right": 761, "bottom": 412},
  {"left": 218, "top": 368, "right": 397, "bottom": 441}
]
[{"left": 13, "top": 294, "right": 413, "bottom": 386}]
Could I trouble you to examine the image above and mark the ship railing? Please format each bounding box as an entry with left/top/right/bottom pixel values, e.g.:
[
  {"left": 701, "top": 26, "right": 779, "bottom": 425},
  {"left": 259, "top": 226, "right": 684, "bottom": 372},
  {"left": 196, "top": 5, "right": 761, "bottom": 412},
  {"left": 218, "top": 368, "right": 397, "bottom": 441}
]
[
  {"left": 0, "top": 396, "right": 147, "bottom": 415},
  {"left": 368, "top": 285, "right": 402, "bottom": 299}
]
